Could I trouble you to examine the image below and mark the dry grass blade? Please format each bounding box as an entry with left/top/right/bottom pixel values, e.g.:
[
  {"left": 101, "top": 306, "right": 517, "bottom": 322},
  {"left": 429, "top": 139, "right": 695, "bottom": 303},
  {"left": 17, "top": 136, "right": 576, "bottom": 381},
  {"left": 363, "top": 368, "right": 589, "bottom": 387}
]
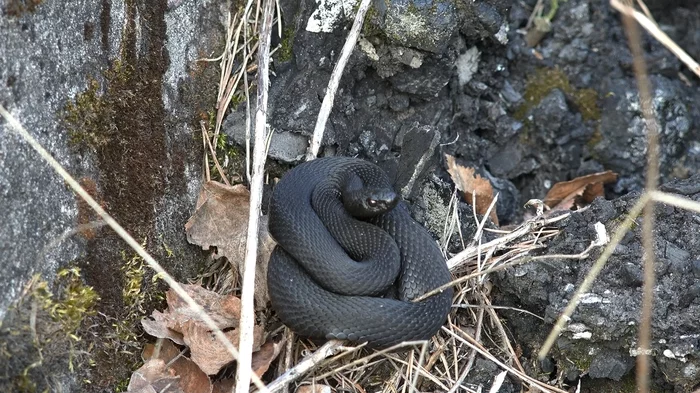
[
  {"left": 236, "top": 0, "right": 276, "bottom": 391},
  {"left": 266, "top": 340, "right": 350, "bottom": 392},
  {"left": 617, "top": 1, "right": 661, "bottom": 389},
  {"left": 610, "top": 0, "right": 700, "bottom": 78},
  {"left": 447, "top": 211, "right": 570, "bottom": 270},
  {"left": 442, "top": 326, "right": 566, "bottom": 393},
  {"left": 201, "top": 121, "right": 230, "bottom": 185},
  {"left": 0, "top": 105, "right": 269, "bottom": 391},
  {"left": 650, "top": 190, "right": 700, "bottom": 213},
  {"left": 306, "top": 0, "right": 373, "bottom": 160}
]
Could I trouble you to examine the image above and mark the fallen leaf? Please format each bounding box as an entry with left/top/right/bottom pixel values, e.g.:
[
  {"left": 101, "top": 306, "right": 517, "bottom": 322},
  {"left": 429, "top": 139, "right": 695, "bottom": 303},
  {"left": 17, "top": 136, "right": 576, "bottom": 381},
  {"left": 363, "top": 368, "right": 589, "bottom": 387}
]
[
  {"left": 142, "top": 339, "right": 181, "bottom": 363},
  {"left": 445, "top": 154, "right": 499, "bottom": 226},
  {"left": 182, "top": 320, "right": 265, "bottom": 375},
  {"left": 251, "top": 340, "right": 284, "bottom": 377},
  {"left": 185, "top": 181, "right": 274, "bottom": 308},
  {"left": 141, "top": 310, "right": 185, "bottom": 345},
  {"left": 127, "top": 359, "right": 183, "bottom": 393},
  {"left": 141, "top": 285, "right": 242, "bottom": 345},
  {"left": 544, "top": 171, "right": 617, "bottom": 210},
  {"left": 165, "top": 285, "right": 241, "bottom": 330},
  {"left": 169, "top": 356, "right": 212, "bottom": 393},
  {"left": 135, "top": 342, "right": 212, "bottom": 393}
]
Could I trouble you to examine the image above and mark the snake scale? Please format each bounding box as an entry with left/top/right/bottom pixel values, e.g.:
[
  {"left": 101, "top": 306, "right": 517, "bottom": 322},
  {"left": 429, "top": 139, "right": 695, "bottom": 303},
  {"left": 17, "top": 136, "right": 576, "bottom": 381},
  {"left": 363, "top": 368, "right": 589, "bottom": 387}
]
[{"left": 267, "top": 156, "right": 453, "bottom": 348}]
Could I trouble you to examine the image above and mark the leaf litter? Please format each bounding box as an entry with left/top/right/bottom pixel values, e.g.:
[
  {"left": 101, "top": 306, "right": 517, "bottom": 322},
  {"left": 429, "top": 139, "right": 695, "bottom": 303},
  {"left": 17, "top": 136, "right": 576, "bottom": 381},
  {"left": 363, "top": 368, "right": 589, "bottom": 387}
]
[{"left": 185, "top": 181, "right": 275, "bottom": 307}]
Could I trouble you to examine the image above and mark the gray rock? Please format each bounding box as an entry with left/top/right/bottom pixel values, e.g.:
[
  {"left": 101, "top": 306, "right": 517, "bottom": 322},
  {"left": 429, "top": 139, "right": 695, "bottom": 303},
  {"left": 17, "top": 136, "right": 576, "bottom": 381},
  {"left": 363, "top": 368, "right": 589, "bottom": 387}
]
[
  {"left": 223, "top": 106, "right": 309, "bottom": 163},
  {"left": 395, "top": 124, "right": 440, "bottom": 198},
  {"left": 390, "top": 54, "right": 455, "bottom": 98},
  {"left": 384, "top": 0, "right": 459, "bottom": 54},
  {"left": 595, "top": 76, "right": 693, "bottom": 191},
  {"left": 0, "top": 0, "right": 106, "bottom": 322},
  {"left": 1, "top": 0, "right": 224, "bottom": 390},
  {"left": 589, "top": 351, "right": 634, "bottom": 381},
  {"left": 493, "top": 175, "right": 700, "bottom": 389}
]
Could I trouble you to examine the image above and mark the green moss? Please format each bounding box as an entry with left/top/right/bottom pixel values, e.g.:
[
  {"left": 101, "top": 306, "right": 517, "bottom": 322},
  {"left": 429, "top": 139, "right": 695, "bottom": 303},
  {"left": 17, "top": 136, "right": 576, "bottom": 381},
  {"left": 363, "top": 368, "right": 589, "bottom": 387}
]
[
  {"left": 362, "top": 4, "right": 386, "bottom": 39},
  {"left": 277, "top": 26, "right": 295, "bottom": 62},
  {"left": 0, "top": 267, "right": 100, "bottom": 392},
  {"left": 34, "top": 267, "right": 100, "bottom": 336},
  {"left": 63, "top": 79, "right": 112, "bottom": 149},
  {"left": 586, "top": 127, "right": 603, "bottom": 150},
  {"left": 514, "top": 67, "right": 600, "bottom": 122}
]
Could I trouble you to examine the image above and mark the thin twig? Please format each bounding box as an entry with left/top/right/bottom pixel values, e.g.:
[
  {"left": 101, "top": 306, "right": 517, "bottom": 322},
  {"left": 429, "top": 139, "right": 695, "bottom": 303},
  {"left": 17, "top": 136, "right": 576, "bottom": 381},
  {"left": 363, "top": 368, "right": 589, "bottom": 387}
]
[
  {"left": 306, "top": 0, "right": 373, "bottom": 160},
  {"left": 649, "top": 191, "right": 700, "bottom": 213},
  {"left": 447, "top": 212, "right": 570, "bottom": 270},
  {"left": 610, "top": 0, "right": 700, "bottom": 78},
  {"left": 618, "top": 2, "right": 660, "bottom": 390},
  {"left": 0, "top": 105, "right": 269, "bottom": 391},
  {"left": 266, "top": 340, "right": 347, "bottom": 392},
  {"left": 443, "top": 326, "right": 565, "bottom": 393},
  {"left": 235, "top": 0, "right": 275, "bottom": 390},
  {"left": 201, "top": 121, "right": 231, "bottom": 185},
  {"left": 416, "top": 228, "right": 595, "bottom": 302}
]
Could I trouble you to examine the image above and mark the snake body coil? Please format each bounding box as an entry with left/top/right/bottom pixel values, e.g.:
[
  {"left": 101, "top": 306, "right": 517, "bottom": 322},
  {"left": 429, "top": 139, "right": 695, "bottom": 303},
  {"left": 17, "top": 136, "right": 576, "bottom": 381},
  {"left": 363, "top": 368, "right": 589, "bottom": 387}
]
[{"left": 267, "top": 157, "right": 453, "bottom": 348}]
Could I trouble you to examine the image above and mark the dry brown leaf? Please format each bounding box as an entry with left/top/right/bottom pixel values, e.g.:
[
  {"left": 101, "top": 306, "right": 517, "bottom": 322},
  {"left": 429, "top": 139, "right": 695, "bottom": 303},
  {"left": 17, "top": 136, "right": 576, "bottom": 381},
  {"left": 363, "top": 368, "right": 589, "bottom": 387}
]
[
  {"left": 296, "top": 384, "right": 332, "bottom": 393},
  {"left": 127, "top": 359, "right": 183, "bottom": 393},
  {"left": 141, "top": 285, "right": 242, "bottom": 345},
  {"left": 545, "top": 171, "right": 618, "bottom": 210},
  {"left": 165, "top": 285, "right": 241, "bottom": 330},
  {"left": 141, "top": 310, "right": 185, "bottom": 345},
  {"left": 136, "top": 341, "right": 212, "bottom": 393},
  {"left": 251, "top": 340, "right": 284, "bottom": 377},
  {"left": 185, "top": 181, "right": 274, "bottom": 308},
  {"left": 169, "top": 356, "right": 212, "bottom": 393},
  {"left": 182, "top": 320, "right": 265, "bottom": 375},
  {"left": 444, "top": 154, "right": 499, "bottom": 226},
  {"left": 142, "top": 339, "right": 181, "bottom": 363}
]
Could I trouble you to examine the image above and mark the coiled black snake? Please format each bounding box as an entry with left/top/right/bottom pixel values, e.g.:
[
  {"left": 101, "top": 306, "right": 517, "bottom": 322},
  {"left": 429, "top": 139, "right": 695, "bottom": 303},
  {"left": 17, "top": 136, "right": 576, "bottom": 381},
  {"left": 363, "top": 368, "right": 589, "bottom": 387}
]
[{"left": 267, "top": 157, "right": 453, "bottom": 348}]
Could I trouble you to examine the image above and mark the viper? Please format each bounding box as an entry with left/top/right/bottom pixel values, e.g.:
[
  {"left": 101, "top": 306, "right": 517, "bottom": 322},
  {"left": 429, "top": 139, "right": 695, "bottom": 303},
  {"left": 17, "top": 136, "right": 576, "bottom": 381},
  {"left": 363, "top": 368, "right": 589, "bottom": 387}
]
[{"left": 267, "top": 156, "right": 453, "bottom": 348}]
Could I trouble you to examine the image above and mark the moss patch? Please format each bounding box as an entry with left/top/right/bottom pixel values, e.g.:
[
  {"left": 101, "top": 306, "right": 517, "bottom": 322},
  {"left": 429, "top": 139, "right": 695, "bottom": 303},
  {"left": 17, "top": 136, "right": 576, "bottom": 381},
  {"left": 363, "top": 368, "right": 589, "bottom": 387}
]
[
  {"left": 0, "top": 268, "right": 99, "bottom": 393},
  {"left": 277, "top": 26, "right": 295, "bottom": 63},
  {"left": 514, "top": 67, "right": 600, "bottom": 122}
]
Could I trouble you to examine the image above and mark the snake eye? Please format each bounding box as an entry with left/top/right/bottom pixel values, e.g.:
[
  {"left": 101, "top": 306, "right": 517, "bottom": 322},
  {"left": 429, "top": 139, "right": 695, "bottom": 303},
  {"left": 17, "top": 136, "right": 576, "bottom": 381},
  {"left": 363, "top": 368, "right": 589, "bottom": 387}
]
[{"left": 366, "top": 198, "right": 378, "bottom": 207}]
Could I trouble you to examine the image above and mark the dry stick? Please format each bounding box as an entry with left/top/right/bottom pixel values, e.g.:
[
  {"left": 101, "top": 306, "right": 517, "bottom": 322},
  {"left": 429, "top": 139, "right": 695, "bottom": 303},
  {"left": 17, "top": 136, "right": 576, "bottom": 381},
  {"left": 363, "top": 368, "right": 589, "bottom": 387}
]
[
  {"left": 538, "top": 194, "right": 649, "bottom": 359},
  {"left": 408, "top": 342, "right": 428, "bottom": 393},
  {"left": 306, "top": 0, "right": 373, "bottom": 160},
  {"left": 443, "top": 326, "right": 565, "bottom": 393},
  {"left": 650, "top": 191, "right": 700, "bottom": 213},
  {"left": 446, "top": 306, "right": 484, "bottom": 393},
  {"left": 201, "top": 121, "right": 231, "bottom": 185},
  {"left": 315, "top": 341, "right": 428, "bottom": 381},
  {"left": 0, "top": 105, "right": 268, "bottom": 391},
  {"left": 619, "top": 4, "right": 660, "bottom": 391},
  {"left": 415, "top": 238, "right": 595, "bottom": 303},
  {"left": 235, "top": 0, "right": 275, "bottom": 391},
  {"left": 243, "top": 18, "right": 253, "bottom": 184},
  {"left": 447, "top": 212, "right": 570, "bottom": 270},
  {"left": 610, "top": 0, "right": 700, "bottom": 78},
  {"left": 266, "top": 341, "right": 348, "bottom": 392}
]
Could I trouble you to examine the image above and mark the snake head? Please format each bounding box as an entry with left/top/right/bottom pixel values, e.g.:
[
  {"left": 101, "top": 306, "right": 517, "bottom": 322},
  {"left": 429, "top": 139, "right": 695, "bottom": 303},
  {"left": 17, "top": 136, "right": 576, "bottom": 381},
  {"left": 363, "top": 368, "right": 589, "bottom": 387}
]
[{"left": 342, "top": 184, "right": 399, "bottom": 218}]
